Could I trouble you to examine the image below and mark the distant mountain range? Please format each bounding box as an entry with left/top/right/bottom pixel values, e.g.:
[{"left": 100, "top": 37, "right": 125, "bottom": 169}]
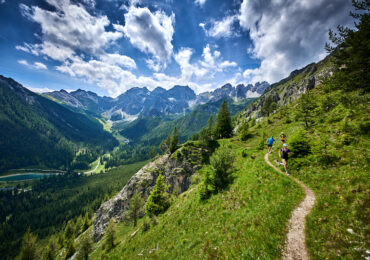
[
  {"left": 0, "top": 75, "right": 117, "bottom": 171},
  {"left": 45, "top": 82, "right": 269, "bottom": 122}
]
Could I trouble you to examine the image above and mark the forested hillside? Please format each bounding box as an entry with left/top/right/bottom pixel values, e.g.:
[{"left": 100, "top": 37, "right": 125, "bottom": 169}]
[{"left": 0, "top": 76, "right": 117, "bottom": 172}]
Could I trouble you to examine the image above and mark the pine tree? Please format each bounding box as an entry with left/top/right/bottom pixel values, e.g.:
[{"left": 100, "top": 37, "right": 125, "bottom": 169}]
[
  {"left": 43, "top": 235, "right": 58, "bottom": 260},
  {"left": 207, "top": 115, "right": 214, "bottom": 130},
  {"left": 261, "top": 96, "right": 277, "bottom": 117},
  {"left": 103, "top": 219, "right": 116, "bottom": 251},
  {"left": 160, "top": 134, "right": 171, "bottom": 153},
  {"left": 76, "top": 234, "right": 93, "bottom": 260},
  {"left": 295, "top": 92, "right": 317, "bottom": 129},
  {"left": 18, "top": 228, "right": 38, "bottom": 260},
  {"left": 128, "top": 192, "right": 144, "bottom": 227},
  {"left": 82, "top": 212, "right": 90, "bottom": 232},
  {"left": 65, "top": 238, "right": 75, "bottom": 259},
  {"left": 145, "top": 174, "right": 170, "bottom": 217},
  {"left": 214, "top": 101, "right": 233, "bottom": 139},
  {"left": 169, "top": 127, "right": 179, "bottom": 153},
  {"left": 149, "top": 147, "right": 157, "bottom": 158},
  {"left": 199, "top": 127, "right": 212, "bottom": 148},
  {"left": 63, "top": 220, "right": 75, "bottom": 246},
  {"left": 325, "top": 0, "right": 370, "bottom": 91}
]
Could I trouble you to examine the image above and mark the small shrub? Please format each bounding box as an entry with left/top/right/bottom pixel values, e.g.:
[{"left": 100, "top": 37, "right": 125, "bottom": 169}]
[
  {"left": 199, "top": 171, "right": 212, "bottom": 201},
  {"left": 238, "top": 121, "right": 250, "bottom": 141},
  {"left": 289, "top": 129, "right": 311, "bottom": 157},
  {"left": 257, "top": 135, "right": 266, "bottom": 150},
  {"left": 210, "top": 148, "right": 235, "bottom": 191}
]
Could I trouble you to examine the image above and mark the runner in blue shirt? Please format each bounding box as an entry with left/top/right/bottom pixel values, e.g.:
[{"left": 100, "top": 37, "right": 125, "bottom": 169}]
[{"left": 266, "top": 136, "right": 275, "bottom": 154}]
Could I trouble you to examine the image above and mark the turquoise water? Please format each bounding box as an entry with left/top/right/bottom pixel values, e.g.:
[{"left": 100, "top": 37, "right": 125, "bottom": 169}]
[{"left": 0, "top": 173, "right": 57, "bottom": 182}]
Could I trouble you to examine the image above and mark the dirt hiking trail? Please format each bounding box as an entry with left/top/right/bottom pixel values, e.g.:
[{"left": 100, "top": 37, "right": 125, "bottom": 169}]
[{"left": 264, "top": 153, "right": 316, "bottom": 260}]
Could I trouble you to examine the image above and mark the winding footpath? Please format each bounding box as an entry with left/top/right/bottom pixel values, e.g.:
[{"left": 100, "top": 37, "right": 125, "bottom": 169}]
[{"left": 264, "top": 153, "right": 316, "bottom": 260}]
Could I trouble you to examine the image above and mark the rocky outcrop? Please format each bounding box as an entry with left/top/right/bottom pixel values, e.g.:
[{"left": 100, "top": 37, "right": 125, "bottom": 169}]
[
  {"left": 241, "top": 57, "right": 335, "bottom": 120},
  {"left": 92, "top": 142, "right": 206, "bottom": 241}
]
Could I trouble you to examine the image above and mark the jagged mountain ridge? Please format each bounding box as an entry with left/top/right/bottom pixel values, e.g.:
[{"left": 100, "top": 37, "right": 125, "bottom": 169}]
[{"left": 46, "top": 82, "right": 269, "bottom": 121}]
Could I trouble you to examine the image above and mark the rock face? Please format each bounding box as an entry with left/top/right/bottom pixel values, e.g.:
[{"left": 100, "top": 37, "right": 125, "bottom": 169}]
[
  {"left": 92, "top": 142, "right": 206, "bottom": 241},
  {"left": 241, "top": 57, "right": 335, "bottom": 119},
  {"left": 197, "top": 82, "right": 269, "bottom": 103}
]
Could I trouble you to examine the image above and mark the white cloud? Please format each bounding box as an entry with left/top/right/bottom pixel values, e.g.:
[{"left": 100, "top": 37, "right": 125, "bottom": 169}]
[
  {"left": 18, "top": 59, "right": 48, "bottom": 70},
  {"left": 220, "top": 60, "right": 237, "bottom": 69},
  {"left": 18, "top": 60, "right": 29, "bottom": 66},
  {"left": 121, "top": 5, "right": 175, "bottom": 70},
  {"left": 19, "top": 0, "right": 123, "bottom": 62},
  {"left": 100, "top": 53, "right": 136, "bottom": 70},
  {"left": 238, "top": 0, "right": 354, "bottom": 83},
  {"left": 34, "top": 62, "right": 47, "bottom": 70},
  {"left": 205, "top": 15, "right": 238, "bottom": 39},
  {"left": 1, "top": 0, "right": 6, "bottom": 5},
  {"left": 25, "top": 86, "right": 54, "bottom": 93},
  {"left": 194, "top": 0, "right": 206, "bottom": 7},
  {"left": 54, "top": 45, "right": 235, "bottom": 97},
  {"left": 174, "top": 45, "right": 239, "bottom": 82}
]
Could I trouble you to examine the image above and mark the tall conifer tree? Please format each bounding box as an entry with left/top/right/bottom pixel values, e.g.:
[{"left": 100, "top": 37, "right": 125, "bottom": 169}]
[{"left": 214, "top": 101, "right": 233, "bottom": 139}]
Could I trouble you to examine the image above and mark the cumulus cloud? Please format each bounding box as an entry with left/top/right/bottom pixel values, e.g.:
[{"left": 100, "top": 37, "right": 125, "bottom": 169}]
[
  {"left": 174, "top": 45, "right": 238, "bottom": 83},
  {"left": 239, "top": 0, "right": 354, "bottom": 83},
  {"left": 100, "top": 53, "right": 137, "bottom": 70},
  {"left": 121, "top": 5, "right": 175, "bottom": 70},
  {"left": 204, "top": 15, "right": 238, "bottom": 39},
  {"left": 20, "top": 0, "right": 122, "bottom": 57},
  {"left": 18, "top": 59, "right": 48, "bottom": 70}
]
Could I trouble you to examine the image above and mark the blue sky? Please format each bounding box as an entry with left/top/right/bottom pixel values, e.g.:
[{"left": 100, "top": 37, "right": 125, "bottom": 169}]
[{"left": 0, "top": 0, "right": 354, "bottom": 97}]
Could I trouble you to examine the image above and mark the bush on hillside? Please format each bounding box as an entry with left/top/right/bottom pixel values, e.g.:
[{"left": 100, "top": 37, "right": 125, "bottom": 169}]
[
  {"left": 238, "top": 121, "right": 251, "bottom": 141},
  {"left": 311, "top": 135, "right": 338, "bottom": 166},
  {"left": 199, "top": 171, "right": 212, "bottom": 201},
  {"left": 289, "top": 129, "right": 311, "bottom": 157},
  {"left": 210, "top": 148, "right": 235, "bottom": 191},
  {"left": 145, "top": 174, "right": 170, "bottom": 217}
]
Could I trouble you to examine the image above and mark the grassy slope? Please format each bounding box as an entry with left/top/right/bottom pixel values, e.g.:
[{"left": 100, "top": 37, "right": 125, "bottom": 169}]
[
  {"left": 90, "top": 139, "right": 303, "bottom": 259},
  {"left": 243, "top": 85, "right": 369, "bottom": 258},
  {"left": 87, "top": 82, "right": 368, "bottom": 259}
]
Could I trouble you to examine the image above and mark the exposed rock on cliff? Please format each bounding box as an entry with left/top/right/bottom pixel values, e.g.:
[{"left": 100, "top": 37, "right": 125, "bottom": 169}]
[
  {"left": 241, "top": 57, "right": 335, "bottom": 120},
  {"left": 92, "top": 142, "right": 207, "bottom": 241}
]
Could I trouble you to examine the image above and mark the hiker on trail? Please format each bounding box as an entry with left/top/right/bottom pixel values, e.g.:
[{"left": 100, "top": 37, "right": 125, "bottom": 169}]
[
  {"left": 278, "top": 143, "right": 290, "bottom": 175},
  {"left": 267, "top": 136, "right": 275, "bottom": 154},
  {"left": 280, "top": 132, "right": 287, "bottom": 144}
]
